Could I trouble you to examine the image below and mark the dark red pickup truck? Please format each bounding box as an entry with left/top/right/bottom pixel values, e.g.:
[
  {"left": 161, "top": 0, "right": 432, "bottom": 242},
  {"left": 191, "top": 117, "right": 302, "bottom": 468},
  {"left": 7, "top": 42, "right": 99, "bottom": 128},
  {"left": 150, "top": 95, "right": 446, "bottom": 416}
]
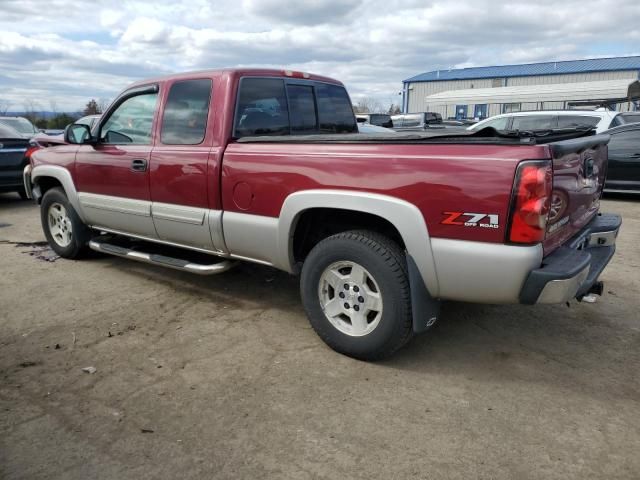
[{"left": 24, "top": 68, "right": 621, "bottom": 359}]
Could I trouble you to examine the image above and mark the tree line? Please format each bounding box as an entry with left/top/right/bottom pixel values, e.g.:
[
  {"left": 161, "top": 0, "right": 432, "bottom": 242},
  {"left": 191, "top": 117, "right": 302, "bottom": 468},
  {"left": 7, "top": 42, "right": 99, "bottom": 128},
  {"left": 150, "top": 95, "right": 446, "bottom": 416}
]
[{"left": 0, "top": 98, "right": 109, "bottom": 130}]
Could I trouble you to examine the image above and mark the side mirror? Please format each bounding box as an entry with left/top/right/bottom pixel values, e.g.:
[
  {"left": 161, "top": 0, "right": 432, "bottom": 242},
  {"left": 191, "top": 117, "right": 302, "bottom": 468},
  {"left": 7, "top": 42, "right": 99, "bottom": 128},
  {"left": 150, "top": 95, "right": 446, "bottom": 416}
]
[{"left": 64, "top": 124, "right": 92, "bottom": 145}]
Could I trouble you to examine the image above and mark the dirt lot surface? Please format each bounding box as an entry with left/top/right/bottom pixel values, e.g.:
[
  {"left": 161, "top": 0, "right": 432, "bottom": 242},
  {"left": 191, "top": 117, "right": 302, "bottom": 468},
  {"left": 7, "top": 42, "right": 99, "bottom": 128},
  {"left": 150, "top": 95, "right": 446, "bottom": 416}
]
[{"left": 1, "top": 192, "right": 639, "bottom": 480}]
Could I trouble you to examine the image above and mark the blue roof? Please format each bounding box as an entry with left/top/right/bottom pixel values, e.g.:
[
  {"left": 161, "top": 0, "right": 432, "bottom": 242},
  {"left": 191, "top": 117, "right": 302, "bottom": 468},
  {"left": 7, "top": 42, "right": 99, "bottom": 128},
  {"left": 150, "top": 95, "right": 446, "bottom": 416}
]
[{"left": 404, "top": 56, "right": 640, "bottom": 83}]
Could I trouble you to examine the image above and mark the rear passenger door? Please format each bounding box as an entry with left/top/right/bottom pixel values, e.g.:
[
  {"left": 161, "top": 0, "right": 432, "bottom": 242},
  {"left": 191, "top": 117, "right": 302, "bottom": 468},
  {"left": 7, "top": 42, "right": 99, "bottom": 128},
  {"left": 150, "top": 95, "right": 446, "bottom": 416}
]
[{"left": 149, "top": 78, "right": 223, "bottom": 252}]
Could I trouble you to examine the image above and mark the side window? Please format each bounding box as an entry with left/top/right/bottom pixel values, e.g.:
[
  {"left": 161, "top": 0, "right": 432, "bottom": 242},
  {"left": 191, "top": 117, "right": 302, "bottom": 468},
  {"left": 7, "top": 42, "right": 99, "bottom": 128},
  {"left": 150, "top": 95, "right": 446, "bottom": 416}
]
[
  {"left": 315, "top": 83, "right": 357, "bottom": 133},
  {"left": 161, "top": 79, "right": 212, "bottom": 145},
  {"left": 609, "top": 131, "right": 639, "bottom": 155},
  {"left": 234, "top": 78, "right": 290, "bottom": 137},
  {"left": 101, "top": 93, "right": 158, "bottom": 144},
  {"left": 476, "top": 116, "right": 509, "bottom": 130},
  {"left": 287, "top": 84, "right": 317, "bottom": 134},
  {"left": 511, "top": 115, "right": 557, "bottom": 130},
  {"left": 557, "top": 116, "right": 600, "bottom": 129}
]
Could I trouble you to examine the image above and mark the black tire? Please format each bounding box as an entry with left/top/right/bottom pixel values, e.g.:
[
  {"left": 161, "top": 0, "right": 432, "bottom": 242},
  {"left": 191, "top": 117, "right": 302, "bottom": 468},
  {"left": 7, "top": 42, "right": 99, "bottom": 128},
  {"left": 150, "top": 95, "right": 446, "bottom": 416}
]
[
  {"left": 41, "top": 187, "right": 92, "bottom": 258},
  {"left": 300, "top": 230, "right": 413, "bottom": 360}
]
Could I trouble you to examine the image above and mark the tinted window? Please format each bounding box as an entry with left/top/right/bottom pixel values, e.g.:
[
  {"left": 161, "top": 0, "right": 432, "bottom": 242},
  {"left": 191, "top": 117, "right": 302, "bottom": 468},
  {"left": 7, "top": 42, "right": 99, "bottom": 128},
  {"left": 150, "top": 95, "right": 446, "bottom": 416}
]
[
  {"left": 609, "top": 130, "right": 640, "bottom": 155},
  {"left": 619, "top": 113, "right": 640, "bottom": 125},
  {"left": 287, "top": 85, "right": 317, "bottom": 134},
  {"left": 511, "top": 115, "right": 557, "bottom": 130},
  {"left": 368, "top": 114, "right": 391, "bottom": 127},
  {"left": 557, "top": 115, "right": 600, "bottom": 129},
  {"left": 161, "top": 79, "right": 212, "bottom": 145},
  {"left": 234, "top": 78, "right": 290, "bottom": 137},
  {"left": 315, "top": 83, "right": 357, "bottom": 133},
  {"left": 101, "top": 92, "right": 158, "bottom": 144},
  {"left": 0, "top": 117, "right": 36, "bottom": 135}
]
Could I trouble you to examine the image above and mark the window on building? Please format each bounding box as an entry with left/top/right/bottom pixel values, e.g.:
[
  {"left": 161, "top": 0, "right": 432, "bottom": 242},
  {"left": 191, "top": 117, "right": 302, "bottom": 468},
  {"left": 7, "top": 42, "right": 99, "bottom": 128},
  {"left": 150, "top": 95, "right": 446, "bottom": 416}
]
[
  {"left": 161, "top": 79, "right": 212, "bottom": 145},
  {"left": 502, "top": 103, "right": 521, "bottom": 113}
]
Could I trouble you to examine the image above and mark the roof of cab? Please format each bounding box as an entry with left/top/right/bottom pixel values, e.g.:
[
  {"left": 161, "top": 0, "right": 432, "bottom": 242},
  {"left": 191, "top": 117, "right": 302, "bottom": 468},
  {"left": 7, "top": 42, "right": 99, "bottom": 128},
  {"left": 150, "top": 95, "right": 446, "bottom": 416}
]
[{"left": 128, "top": 68, "right": 344, "bottom": 89}]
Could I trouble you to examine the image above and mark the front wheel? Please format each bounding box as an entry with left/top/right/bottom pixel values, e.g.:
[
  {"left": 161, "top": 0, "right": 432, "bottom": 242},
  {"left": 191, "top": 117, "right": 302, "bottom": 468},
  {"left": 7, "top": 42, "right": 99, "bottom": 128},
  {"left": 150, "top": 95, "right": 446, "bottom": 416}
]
[
  {"left": 300, "top": 230, "right": 413, "bottom": 360},
  {"left": 41, "top": 187, "right": 91, "bottom": 258}
]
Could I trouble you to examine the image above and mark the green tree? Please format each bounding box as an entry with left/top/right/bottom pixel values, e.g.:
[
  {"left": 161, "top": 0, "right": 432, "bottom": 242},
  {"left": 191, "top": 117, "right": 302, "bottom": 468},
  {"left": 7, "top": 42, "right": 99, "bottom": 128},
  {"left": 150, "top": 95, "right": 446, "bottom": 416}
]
[{"left": 83, "top": 99, "right": 101, "bottom": 116}]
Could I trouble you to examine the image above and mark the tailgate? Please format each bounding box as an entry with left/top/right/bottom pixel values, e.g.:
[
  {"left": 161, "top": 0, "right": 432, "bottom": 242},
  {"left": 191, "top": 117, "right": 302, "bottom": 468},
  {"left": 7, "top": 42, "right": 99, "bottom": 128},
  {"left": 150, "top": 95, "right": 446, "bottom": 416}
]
[{"left": 543, "top": 134, "right": 610, "bottom": 254}]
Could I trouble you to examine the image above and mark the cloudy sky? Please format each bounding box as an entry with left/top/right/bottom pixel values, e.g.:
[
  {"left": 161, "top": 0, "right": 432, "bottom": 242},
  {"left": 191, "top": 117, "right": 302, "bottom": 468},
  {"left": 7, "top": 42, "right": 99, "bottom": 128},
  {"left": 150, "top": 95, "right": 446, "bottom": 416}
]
[{"left": 1, "top": 0, "right": 639, "bottom": 112}]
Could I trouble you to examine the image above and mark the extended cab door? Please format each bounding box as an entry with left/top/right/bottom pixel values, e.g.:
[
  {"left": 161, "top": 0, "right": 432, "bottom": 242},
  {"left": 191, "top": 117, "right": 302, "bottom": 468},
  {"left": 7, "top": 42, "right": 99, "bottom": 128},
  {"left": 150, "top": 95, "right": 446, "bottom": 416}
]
[
  {"left": 148, "top": 77, "right": 222, "bottom": 252},
  {"left": 75, "top": 85, "right": 159, "bottom": 237}
]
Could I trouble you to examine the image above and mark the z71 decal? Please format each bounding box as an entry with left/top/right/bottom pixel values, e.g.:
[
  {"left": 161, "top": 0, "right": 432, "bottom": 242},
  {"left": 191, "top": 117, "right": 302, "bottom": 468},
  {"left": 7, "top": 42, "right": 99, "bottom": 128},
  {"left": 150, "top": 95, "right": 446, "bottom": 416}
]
[{"left": 441, "top": 212, "right": 500, "bottom": 229}]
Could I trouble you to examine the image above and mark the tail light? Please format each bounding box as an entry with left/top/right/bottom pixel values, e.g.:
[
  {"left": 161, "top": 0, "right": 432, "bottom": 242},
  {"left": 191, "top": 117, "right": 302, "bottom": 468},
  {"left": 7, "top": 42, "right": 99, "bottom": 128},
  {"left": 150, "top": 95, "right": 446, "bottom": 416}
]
[
  {"left": 24, "top": 141, "right": 40, "bottom": 161},
  {"left": 508, "top": 160, "right": 552, "bottom": 244}
]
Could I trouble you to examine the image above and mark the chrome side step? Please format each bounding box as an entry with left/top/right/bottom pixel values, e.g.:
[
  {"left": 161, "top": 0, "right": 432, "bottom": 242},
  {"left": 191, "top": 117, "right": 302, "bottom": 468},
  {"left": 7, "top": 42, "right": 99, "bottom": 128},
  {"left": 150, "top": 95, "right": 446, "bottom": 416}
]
[{"left": 88, "top": 238, "right": 237, "bottom": 275}]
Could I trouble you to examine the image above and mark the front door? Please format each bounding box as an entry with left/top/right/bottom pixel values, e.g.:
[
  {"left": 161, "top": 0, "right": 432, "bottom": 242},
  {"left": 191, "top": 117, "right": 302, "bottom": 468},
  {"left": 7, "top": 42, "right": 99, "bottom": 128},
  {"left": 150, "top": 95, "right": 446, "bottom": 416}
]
[{"left": 75, "top": 87, "right": 159, "bottom": 237}]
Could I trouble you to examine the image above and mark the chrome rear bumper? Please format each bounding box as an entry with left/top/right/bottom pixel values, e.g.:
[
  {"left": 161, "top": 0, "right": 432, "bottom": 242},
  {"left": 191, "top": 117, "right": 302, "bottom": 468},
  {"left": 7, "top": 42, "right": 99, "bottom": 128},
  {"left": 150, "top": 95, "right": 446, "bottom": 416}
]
[{"left": 520, "top": 213, "right": 621, "bottom": 304}]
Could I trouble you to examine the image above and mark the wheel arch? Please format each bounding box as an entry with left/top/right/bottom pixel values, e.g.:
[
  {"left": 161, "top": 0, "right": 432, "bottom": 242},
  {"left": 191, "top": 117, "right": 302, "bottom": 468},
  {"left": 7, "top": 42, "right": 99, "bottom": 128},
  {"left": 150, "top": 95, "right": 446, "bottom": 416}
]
[
  {"left": 31, "top": 165, "right": 86, "bottom": 223},
  {"left": 277, "top": 189, "right": 440, "bottom": 297}
]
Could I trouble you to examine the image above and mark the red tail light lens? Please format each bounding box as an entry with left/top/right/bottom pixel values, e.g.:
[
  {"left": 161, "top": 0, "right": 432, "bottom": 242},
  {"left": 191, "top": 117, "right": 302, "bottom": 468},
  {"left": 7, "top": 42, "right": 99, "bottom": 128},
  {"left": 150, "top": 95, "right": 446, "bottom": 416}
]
[{"left": 508, "top": 161, "right": 552, "bottom": 244}]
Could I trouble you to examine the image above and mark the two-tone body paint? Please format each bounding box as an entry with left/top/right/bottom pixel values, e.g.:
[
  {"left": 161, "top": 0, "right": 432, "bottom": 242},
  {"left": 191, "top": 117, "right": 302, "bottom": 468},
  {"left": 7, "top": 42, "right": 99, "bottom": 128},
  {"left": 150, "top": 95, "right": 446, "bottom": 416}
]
[{"left": 27, "top": 68, "right": 608, "bottom": 305}]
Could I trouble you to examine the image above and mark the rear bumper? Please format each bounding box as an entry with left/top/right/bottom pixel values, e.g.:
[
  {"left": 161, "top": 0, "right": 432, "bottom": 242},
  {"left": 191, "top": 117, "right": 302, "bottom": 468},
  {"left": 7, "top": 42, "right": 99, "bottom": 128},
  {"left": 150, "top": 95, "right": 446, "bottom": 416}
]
[{"left": 519, "top": 213, "right": 621, "bottom": 304}]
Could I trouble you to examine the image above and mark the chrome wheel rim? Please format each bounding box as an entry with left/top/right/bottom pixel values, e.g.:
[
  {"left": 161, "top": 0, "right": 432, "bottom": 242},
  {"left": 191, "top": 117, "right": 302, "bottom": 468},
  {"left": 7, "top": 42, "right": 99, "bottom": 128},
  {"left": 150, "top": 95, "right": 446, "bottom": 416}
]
[
  {"left": 548, "top": 193, "right": 565, "bottom": 223},
  {"left": 318, "top": 261, "right": 383, "bottom": 337},
  {"left": 47, "top": 202, "right": 73, "bottom": 248}
]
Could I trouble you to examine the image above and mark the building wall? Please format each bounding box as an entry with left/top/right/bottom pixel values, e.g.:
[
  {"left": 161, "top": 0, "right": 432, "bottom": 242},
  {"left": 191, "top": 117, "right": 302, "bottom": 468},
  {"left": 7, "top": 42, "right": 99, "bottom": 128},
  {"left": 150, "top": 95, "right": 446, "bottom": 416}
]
[{"left": 406, "top": 70, "right": 640, "bottom": 117}]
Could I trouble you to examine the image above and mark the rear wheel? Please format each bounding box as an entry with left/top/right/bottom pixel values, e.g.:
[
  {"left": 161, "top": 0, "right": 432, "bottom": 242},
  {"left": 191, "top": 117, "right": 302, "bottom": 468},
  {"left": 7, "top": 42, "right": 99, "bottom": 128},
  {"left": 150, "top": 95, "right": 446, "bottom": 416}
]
[
  {"left": 41, "top": 187, "right": 91, "bottom": 258},
  {"left": 300, "top": 230, "right": 413, "bottom": 360}
]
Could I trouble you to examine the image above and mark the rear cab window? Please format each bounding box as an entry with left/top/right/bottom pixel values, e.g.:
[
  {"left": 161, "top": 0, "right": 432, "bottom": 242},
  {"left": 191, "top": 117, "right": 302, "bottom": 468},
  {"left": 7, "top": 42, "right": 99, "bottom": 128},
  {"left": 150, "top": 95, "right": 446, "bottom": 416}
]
[{"left": 234, "top": 77, "right": 356, "bottom": 137}]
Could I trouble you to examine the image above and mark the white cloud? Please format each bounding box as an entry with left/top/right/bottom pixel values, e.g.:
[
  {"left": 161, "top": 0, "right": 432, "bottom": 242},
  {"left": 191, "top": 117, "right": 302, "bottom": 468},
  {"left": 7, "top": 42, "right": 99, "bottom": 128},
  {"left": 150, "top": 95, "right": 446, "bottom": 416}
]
[{"left": 0, "top": 0, "right": 638, "bottom": 111}]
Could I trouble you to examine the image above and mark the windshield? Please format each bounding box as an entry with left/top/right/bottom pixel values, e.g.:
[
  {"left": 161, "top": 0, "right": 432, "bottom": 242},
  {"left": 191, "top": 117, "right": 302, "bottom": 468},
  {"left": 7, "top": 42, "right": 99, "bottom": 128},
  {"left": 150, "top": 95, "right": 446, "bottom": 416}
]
[{"left": 0, "top": 117, "right": 37, "bottom": 135}]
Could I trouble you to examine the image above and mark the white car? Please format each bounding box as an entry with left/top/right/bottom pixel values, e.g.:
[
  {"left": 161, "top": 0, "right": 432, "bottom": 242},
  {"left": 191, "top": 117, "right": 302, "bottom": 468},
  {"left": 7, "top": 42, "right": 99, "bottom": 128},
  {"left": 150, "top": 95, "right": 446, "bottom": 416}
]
[{"left": 468, "top": 108, "right": 623, "bottom": 134}]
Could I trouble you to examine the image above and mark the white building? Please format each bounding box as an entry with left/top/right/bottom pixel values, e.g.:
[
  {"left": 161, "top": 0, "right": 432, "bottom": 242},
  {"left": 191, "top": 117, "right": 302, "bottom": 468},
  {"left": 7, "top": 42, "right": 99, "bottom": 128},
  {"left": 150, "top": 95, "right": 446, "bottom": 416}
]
[{"left": 402, "top": 56, "right": 640, "bottom": 119}]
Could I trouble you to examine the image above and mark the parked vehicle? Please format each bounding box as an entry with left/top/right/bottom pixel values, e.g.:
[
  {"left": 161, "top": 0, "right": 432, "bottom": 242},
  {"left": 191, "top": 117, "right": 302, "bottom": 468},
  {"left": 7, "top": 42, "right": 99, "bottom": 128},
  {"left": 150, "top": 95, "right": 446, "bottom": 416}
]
[
  {"left": 0, "top": 116, "right": 38, "bottom": 138},
  {"left": 609, "top": 111, "right": 640, "bottom": 127},
  {"left": 391, "top": 112, "right": 446, "bottom": 131},
  {"left": 0, "top": 123, "right": 37, "bottom": 198},
  {"left": 24, "top": 68, "right": 620, "bottom": 360},
  {"left": 75, "top": 114, "right": 102, "bottom": 131},
  {"left": 603, "top": 123, "right": 640, "bottom": 193},
  {"left": 355, "top": 114, "right": 393, "bottom": 128},
  {"left": 468, "top": 109, "right": 623, "bottom": 134}
]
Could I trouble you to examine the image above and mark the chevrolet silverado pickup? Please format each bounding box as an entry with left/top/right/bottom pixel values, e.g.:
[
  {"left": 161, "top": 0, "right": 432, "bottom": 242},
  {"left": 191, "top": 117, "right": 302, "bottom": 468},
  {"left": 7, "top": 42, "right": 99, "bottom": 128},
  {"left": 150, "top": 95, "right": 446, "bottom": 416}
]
[{"left": 24, "top": 68, "right": 621, "bottom": 360}]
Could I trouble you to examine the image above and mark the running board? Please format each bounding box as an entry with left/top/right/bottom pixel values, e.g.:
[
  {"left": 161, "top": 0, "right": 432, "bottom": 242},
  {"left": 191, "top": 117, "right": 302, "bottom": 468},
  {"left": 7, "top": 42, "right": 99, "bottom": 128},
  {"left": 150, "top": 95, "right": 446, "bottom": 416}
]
[{"left": 88, "top": 238, "right": 237, "bottom": 275}]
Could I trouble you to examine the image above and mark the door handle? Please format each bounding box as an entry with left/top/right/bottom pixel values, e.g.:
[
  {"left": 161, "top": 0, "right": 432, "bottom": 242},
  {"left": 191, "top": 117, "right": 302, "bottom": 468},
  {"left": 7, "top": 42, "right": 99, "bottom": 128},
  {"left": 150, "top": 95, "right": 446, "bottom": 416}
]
[{"left": 131, "top": 158, "right": 148, "bottom": 172}]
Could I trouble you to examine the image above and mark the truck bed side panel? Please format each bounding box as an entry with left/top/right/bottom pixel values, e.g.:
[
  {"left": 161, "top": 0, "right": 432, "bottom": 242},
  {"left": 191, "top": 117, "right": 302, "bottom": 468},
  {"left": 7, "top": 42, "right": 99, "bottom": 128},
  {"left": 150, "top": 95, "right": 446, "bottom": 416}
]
[{"left": 221, "top": 142, "right": 550, "bottom": 243}]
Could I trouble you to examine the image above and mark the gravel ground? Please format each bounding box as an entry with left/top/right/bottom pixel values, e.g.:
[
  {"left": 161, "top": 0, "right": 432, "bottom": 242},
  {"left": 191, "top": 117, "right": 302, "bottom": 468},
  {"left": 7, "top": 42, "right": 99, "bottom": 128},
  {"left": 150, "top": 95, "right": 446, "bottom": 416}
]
[{"left": 1, "top": 192, "right": 639, "bottom": 480}]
